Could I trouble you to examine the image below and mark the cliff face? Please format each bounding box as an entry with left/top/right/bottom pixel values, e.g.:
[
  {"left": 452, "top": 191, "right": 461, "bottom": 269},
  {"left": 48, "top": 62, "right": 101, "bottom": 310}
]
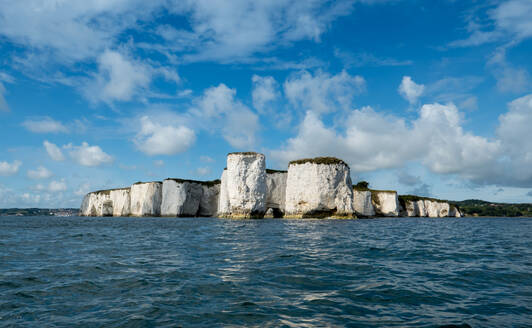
[
  {"left": 130, "top": 182, "right": 162, "bottom": 217},
  {"left": 198, "top": 183, "right": 220, "bottom": 217},
  {"left": 285, "top": 159, "right": 354, "bottom": 218},
  {"left": 400, "top": 198, "right": 461, "bottom": 218},
  {"left": 371, "top": 191, "right": 401, "bottom": 217},
  {"left": 161, "top": 179, "right": 203, "bottom": 217},
  {"left": 218, "top": 153, "right": 267, "bottom": 218},
  {"left": 266, "top": 171, "right": 287, "bottom": 214},
  {"left": 353, "top": 190, "right": 375, "bottom": 217},
  {"left": 80, "top": 188, "right": 130, "bottom": 217}
]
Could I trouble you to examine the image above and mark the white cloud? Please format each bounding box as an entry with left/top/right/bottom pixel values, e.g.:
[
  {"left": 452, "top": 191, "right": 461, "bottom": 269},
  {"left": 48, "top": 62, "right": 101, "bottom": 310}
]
[
  {"left": 74, "top": 182, "right": 91, "bottom": 196},
  {"left": 398, "top": 76, "right": 424, "bottom": 104},
  {"left": 191, "top": 84, "right": 260, "bottom": 148},
  {"left": 65, "top": 142, "right": 113, "bottom": 166},
  {"left": 450, "top": 0, "right": 532, "bottom": 47},
  {"left": 48, "top": 180, "right": 67, "bottom": 192},
  {"left": 193, "top": 167, "right": 211, "bottom": 176},
  {"left": 200, "top": 155, "right": 214, "bottom": 163},
  {"left": 0, "top": 160, "right": 22, "bottom": 176},
  {"left": 252, "top": 75, "right": 280, "bottom": 114},
  {"left": 27, "top": 166, "right": 53, "bottom": 179},
  {"left": 154, "top": 160, "right": 165, "bottom": 167},
  {"left": 272, "top": 102, "right": 500, "bottom": 181},
  {"left": 284, "top": 70, "right": 365, "bottom": 115},
  {"left": 171, "top": 0, "right": 355, "bottom": 62},
  {"left": 135, "top": 116, "right": 195, "bottom": 156},
  {"left": 22, "top": 117, "right": 68, "bottom": 133},
  {"left": 0, "top": 82, "right": 9, "bottom": 112},
  {"left": 86, "top": 50, "right": 152, "bottom": 104},
  {"left": 43, "top": 140, "right": 65, "bottom": 161},
  {"left": 488, "top": 47, "right": 530, "bottom": 93}
]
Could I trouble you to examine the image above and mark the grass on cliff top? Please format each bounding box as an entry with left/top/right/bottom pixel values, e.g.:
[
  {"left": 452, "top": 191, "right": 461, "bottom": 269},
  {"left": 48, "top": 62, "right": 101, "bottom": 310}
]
[
  {"left": 289, "top": 157, "right": 348, "bottom": 167},
  {"left": 227, "top": 151, "right": 261, "bottom": 156},
  {"left": 133, "top": 181, "right": 162, "bottom": 185},
  {"left": 266, "top": 169, "right": 287, "bottom": 174},
  {"left": 165, "top": 178, "right": 221, "bottom": 186},
  {"left": 90, "top": 187, "right": 130, "bottom": 195}
]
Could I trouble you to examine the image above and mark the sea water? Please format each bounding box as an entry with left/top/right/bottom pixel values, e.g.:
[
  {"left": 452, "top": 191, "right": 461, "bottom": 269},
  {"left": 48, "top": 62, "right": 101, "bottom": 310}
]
[{"left": 1, "top": 216, "right": 531, "bottom": 327}]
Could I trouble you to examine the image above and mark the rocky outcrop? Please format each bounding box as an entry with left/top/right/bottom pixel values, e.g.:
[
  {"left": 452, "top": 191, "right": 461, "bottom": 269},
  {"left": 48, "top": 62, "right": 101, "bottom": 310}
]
[
  {"left": 353, "top": 189, "right": 375, "bottom": 217},
  {"left": 161, "top": 179, "right": 203, "bottom": 217},
  {"left": 265, "top": 170, "right": 287, "bottom": 217},
  {"left": 130, "top": 182, "right": 162, "bottom": 217},
  {"left": 80, "top": 188, "right": 130, "bottom": 217},
  {"left": 399, "top": 196, "right": 461, "bottom": 218},
  {"left": 371, "top": 191, "right": 401, "bottom": 217},
  {"left": 285, "top": 157, "right": 354, "bottom": 218},
  {"left": 217, "top": 152, "right": 267, "bottom": 218},
  {"left": 198, "top": 182, "right": 221, "bottom": 217}
]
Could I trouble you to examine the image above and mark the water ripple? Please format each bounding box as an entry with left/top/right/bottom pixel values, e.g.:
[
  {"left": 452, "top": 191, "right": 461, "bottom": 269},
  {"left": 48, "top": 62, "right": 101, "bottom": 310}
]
[{"left": 0, "top": 216, "right": 531, "bottom": 327}]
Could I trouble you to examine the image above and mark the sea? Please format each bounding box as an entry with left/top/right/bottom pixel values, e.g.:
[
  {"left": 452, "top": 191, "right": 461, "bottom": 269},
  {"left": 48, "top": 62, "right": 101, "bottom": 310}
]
[{"left": 1, "top": 216, "right": 531, "bottom": 327}]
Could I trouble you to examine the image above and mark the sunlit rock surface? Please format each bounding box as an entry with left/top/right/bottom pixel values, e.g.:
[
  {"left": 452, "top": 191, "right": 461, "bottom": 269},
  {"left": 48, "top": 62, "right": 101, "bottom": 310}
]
[
  {"left": 161, "top": 179, "right": 203, "bottom": 217},
  {"left": 130, "top": 182, "right": 162, "bottom": 217},
  {"left": 285, "top": 158, "right": 354, "bottom": 218},
  {"left": 80, "top": 188, "right": 130, "bottom": 217},
  {"left": 371, "top": 191, "right": 401, "bottom": 217},
  {"left": 353, "top": 190, "right": 375, "bottom": 217},
  {"left": 217, "top": 152, "right": 267, "bottom": 218},
  {"left": 198, "top": 182, "right": 221, "bottom": 217}
]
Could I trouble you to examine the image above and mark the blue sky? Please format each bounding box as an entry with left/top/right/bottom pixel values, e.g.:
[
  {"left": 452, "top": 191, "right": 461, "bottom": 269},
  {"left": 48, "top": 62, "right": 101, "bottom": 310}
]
[{"left": 1, "top": 0, "right": 531, "bottom": 208}]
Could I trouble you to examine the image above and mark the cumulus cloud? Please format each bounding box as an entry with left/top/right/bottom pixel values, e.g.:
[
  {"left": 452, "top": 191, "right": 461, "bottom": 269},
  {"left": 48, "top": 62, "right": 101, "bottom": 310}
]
[
  {"left": 48, "top": 180, "right": 67, "bottom": 192},
  {"left": 43, "top": 140, "right": 65, "bottom": 161},
  {"left": 135, "top": 116, "right": 196, "bottom": 156},
  {"left": 27, "top": 166, "right": 53, "bottom": 179},
  {"left": 22, "top": 117, "right": 68, "bottom": 133},
  {"left": 398, "top": 76, "right": 424, "bottom": 104},
  {"left": 86, "top": 50, "right": 152, "bottom": 104},
  {"left": 284, "top": 70, "right": 365, "bottom": 114},
  {"left": 65, "top": 142, "right": 113, "bottom": 167},
  {"left": 191, "top": 84, "right": 260, "bottom": 148},
  {"left": 0, "top": 160, "right": 22, "bottom": 176},
  {"left": 252, "top": 75, "right": 280, "bottom": 114}
]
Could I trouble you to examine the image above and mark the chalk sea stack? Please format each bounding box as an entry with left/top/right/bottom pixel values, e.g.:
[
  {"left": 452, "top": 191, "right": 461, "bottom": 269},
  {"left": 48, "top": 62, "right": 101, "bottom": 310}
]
[
  {"left": 218, "top": 152, "right": 267, "bottom": 218},
  {"left": 80, "top": 151, "right": 461, "bottom": 219},
  {"left": 284, "top": 157, "right": 354, "bottom": 218}
]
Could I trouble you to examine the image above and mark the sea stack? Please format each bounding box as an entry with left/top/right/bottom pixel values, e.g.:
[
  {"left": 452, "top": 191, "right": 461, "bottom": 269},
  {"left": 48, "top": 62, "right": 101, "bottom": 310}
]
[
  {"left": 284, "top": 157, "right": 354, "bottom": 218},
  {"left": 353, "top": 189, "right": 375, "bottom": 217},
  {"left": 130, "top": 182, "right": 162, "bottom": 217},
  {"left": 160, "top": 179, "right": 203, "bottom": 217},
  {"left": 217, "top": 152, "right": 267, "bottom": 218},
  {"left": 371, "top": 190, "right": 401, "bottom": 217}
]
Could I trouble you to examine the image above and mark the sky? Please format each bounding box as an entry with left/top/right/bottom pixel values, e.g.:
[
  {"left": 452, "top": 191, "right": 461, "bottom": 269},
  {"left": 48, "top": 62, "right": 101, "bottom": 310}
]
[{"left": 0, "top": 0, "right": 532, "bottom": 208}]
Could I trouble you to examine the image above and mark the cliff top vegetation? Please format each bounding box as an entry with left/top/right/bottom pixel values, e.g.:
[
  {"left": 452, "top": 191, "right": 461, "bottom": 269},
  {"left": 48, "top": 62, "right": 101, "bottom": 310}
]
[
  {"left": 165, "top": 178, "right": 221, "bottom": 186},
  {"left": 289, "top": 157, "right": 348, "bottom": 167}
]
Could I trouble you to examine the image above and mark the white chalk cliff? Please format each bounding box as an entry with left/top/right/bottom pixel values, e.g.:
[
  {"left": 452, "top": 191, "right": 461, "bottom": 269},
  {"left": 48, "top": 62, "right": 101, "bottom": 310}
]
[
  {"left": 130, "top": 182, "right": 162, "bottom": 217},
  {"left": 285, "top": 158, "right": 354, "bottom": 218},
  {"left": 353, "top": 190, "right": 375, "bottom": 217},
  {"left": 218, "top": 152, "right": 267, "bottom": 218},
  {"left": 371, "top": 191, "right": 401, "bottom": 217},
  {"left": 81, "top": 152, "right": 461, "bottom": 219}
]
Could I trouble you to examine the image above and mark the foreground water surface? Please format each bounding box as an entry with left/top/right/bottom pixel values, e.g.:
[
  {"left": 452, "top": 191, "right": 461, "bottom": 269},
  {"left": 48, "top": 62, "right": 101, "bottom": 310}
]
[{"left": 1, "top": 216, "right": 531, "bottom": 327}]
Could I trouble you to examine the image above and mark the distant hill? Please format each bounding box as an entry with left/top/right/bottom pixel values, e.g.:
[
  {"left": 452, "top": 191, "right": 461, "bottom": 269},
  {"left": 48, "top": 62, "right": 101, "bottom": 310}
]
[
  {"left": 0, "top": 208, "right": 79, "bottom": 216},
  {"left": 451, "top": 200, "right": 532, "bottom": 217}
]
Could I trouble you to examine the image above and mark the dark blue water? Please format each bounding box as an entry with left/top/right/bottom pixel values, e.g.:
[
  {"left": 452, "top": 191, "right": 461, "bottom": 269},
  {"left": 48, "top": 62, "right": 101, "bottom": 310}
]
[{"left": 1, "top": 216, "right": 531, "bottom": 327}]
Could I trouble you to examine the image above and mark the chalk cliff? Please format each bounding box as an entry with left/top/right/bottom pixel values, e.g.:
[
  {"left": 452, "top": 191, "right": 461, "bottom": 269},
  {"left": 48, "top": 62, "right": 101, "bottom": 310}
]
[
  {"left": 371, "top": 191, "right": 401, "bottom": 217},
  {"left": 266, "top": 170, "right": 287, "bottom": 216},
  {"left": 217, "top": 152, "right": 267, "bottom": 218},
  {"left": 130, "top": 182, "right": 162, "bottom": 217},
  {"left": 285, "top": 157, "right": 354, "bottom": 218},
  {"left": 80, "top": 188, "right": 130, "bottom": 217},
  {"left": 161, "top": 179, "right": 203, "bottom": 217},
  {"left": 198, "top": 182, "right": 221, "bottom": 217},
  {"left": 353, "top": 190, "right": 375, "bottom": 217}
]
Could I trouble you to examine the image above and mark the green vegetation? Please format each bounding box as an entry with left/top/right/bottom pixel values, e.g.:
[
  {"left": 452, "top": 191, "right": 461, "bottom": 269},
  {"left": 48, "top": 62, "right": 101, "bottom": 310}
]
[
  {"left": 289, "top": 157, "right": 348, "bottom": 167},
  {"left": 227, "top": 152, "right": 260, "bottom": 156},
  {"left": 266, "top": 169, "right": 287, "bottom": 174},
  {"left": 353, "top": 181, "right": 369, "bottom": 191},
  {"left": 91, "top": 187, "right": 130, "bottom": 195},
  {"left": 165, "top": 178, "right": 221, "bottom": 186},
  {"left": 133, "top": 181, "right": 162, "bottom": 185},
  {"left": 451, "top": 199, "right": 532, "bottom": 217}
]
